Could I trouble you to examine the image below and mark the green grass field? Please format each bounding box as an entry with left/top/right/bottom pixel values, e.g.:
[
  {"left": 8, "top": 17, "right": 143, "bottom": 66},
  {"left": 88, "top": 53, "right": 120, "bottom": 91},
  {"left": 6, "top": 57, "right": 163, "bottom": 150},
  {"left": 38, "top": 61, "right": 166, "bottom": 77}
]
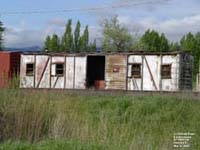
[{"left": 0, "top": 89, "right": 200, "bottom": 150}]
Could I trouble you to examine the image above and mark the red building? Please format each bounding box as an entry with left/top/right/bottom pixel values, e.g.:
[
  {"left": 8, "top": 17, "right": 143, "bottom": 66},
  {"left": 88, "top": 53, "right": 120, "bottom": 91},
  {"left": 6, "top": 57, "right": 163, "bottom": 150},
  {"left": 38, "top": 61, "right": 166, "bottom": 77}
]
[{"left": 0, "top": 51, "right": 21, "bottom": 88}]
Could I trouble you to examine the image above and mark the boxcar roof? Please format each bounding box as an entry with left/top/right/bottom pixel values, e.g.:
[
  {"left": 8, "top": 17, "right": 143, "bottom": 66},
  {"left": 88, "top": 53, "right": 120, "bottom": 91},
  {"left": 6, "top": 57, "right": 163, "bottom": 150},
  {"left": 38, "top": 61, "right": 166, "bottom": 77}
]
[
  {"left": 0, "top": 51, "right": 22, "bottom": 54},
  {"left": 22, "top": 50, "right": 189, "bottom": 56}
]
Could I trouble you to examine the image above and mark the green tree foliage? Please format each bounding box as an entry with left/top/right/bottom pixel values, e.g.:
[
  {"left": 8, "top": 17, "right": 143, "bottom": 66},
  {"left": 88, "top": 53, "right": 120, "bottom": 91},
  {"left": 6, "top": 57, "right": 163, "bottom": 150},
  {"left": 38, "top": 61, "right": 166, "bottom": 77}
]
[
  {"left": 140, "top": 29, "right": 160, "bottom": 51},
  {"left": 61, "top": 19, "right": 73, "bottom": 51},
  {"left": 0, "top": 21, "right": 5, "bottom": 50},
  {"left": 74, "top": 21, "right": 81, "bottom": 52},
  {"left": 180, "top": 32, "right": 196, "bottom": 54},
  {"left": 44, "top": 19, "right": 90, "bottom": 52},
  {"left": 79, "top": 25, "right": 89, "bottom": 51},
  {"left": 88, "top": 39, "right": 97, "bottom": 52},
  {"left": 169, "top": 42, "right": 180, "bottom": 51},
  {"left": 160, "top": 33, "right": 169, "bottom": 51},
  {"left": 44, "top": 35, "right": 51, "bottom": 51},
  {"left": 44, "top": 34, "right": 60, "bottom": 52},
  {"left": 140, "top": 29, "right": 169, "bottom": 51},
  {"left": 101, "top": 16, "right": 132, "bottom": 52},
  {"left": 195, "top": 32, "right": 200, "bottom": 58},
  {"left": 51, "top": 34, "right": 60, "bottom": 51}
]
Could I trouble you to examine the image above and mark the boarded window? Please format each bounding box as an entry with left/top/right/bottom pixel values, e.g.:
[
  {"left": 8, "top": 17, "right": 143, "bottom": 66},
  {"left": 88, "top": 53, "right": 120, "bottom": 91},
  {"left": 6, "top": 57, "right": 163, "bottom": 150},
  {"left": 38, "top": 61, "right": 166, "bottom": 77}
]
[
  {"left": 161, "top": 64, "right": 171, "bottom": 79},
  {"left": 26, "top": 63, "right": 34, "bottom": 76},
  {"left": 55, "top": 64, "right": 64, "bottom": 76},
  {"left": 131, "top": 64, "right": 141, "bottom": 78}
]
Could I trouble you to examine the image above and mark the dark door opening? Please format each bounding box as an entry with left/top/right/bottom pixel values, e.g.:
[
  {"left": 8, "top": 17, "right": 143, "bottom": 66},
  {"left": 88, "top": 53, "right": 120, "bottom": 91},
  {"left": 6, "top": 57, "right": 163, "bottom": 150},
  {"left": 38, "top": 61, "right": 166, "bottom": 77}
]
[{"left": 86, "top": 56, "right": 105, "bottom": 89}]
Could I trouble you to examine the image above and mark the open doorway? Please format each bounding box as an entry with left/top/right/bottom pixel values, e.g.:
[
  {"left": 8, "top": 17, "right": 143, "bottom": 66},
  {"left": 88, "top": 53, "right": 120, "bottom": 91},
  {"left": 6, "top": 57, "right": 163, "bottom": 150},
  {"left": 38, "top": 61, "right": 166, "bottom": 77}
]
[{"left": 86, "top": 56, "right": 105, "bottom": 89}]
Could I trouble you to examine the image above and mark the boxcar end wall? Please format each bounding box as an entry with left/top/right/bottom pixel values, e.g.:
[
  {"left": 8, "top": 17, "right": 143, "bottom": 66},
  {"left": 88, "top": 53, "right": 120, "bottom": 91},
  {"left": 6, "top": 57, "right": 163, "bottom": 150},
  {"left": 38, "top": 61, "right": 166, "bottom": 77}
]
[{"left": 0, "top": 51, "right": 21, "bottom": 88}]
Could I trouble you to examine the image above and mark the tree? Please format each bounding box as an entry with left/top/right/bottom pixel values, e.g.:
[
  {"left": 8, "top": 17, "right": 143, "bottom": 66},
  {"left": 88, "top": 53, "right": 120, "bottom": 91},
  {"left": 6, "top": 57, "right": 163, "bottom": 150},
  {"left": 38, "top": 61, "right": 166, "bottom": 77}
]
[
  {"left": 140, "top": 29, "right": 160, "bottom": 51},
  {"left": 140, "top": 30, "right": 170, "bottom": 52},
  {"left": 169, "top": 42, "right": 180, "bottom": 51},
  {"left": 180, "top": 32, "right": 196, "bottom": 54},
  {"left": 61, "top": 19, "right": 73, "bottom": 51},
  {"left": 79, "top": 25, "right": 89, "bottom": 51},
  {"left": 51, "top": 34, "right": 60, "bottom": 51},
  {"left": 44, "top": 35, "right": 51, "bottom": 51},
  {"left": 0, "top": 21, "right": 4, "bottom": 50},
  {"left": 88, "top": 39, "right": 97, "bottom": 52},
  {"left": 43, "top": 19, "right": 90, "bottom": 52},
  {"left": 160, "top": 33, "right": 169, "bottom": 51},
  {"left": 101, "top": 16, "right": 132, "bottom": 52},
  {"left": 74, "top": 21, "right": 81, "bottom": 51},
  {"left": 140, "top": 29, "right": 151, "bottom": 50}
]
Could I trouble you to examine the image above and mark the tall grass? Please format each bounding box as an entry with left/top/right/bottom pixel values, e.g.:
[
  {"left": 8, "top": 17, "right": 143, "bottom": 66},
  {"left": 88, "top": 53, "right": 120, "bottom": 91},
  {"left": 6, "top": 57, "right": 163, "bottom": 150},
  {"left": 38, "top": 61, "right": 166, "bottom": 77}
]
[
  {"left": 8, "top": 74, "right": 20, "bottom": 89},
  {"left": 0, "top": 90, "right": 200, "bottom": 149}
]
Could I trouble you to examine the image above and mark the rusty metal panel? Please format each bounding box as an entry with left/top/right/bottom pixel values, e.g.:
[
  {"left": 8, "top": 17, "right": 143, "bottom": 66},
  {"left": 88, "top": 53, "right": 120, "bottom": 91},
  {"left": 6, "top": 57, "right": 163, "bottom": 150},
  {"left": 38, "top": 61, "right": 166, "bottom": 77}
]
[
  {"left": 35, "top": 55, "right": 50, "bottom": 88},
  {"left": 10, "top": 52, "right": 21, "bottom": 76},
  {"left": 20, "top": 55, "right": 35, "bottom": 88},
  {"left": 0, "top": 52, "right": 11, "bottom": 88},
  {"left": 74, "top": 56, "right": 86, "bottom": 89},
  {"left": 105, "top": 54, "right": 127, "bottom": 90},
  {"left": 0, "top": 51, "right": 21, "bottom": 88},
  {"left": 51, "top": 56, "right": 65, "bottom": 89},
  {"left": 65, "top": 57, "right": 75, "bottom": 89}
]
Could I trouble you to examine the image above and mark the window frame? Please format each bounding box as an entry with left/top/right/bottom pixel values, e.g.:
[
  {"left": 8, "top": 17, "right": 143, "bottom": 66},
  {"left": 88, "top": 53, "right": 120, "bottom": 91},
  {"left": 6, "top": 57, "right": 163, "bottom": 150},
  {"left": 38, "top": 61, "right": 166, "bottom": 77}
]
[
  {"left": 55, "top": 63, "right": 64, "bottom": 77},
  {"left": 131, "top": 63, "right": 142, "bottom": 78},
  {"left": 26, "top": 63, "right": 35, "bottom": 76},
  {"left": 161, "top": 64, "right": 172, "bottom": 79}
]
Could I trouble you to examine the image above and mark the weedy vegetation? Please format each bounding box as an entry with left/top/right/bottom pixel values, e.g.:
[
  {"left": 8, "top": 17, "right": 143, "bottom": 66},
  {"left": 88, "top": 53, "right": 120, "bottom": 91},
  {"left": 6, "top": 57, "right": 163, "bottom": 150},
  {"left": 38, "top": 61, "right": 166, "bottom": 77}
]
[{"left": 0, "top": 89, "right": 200, "bottom": 150}]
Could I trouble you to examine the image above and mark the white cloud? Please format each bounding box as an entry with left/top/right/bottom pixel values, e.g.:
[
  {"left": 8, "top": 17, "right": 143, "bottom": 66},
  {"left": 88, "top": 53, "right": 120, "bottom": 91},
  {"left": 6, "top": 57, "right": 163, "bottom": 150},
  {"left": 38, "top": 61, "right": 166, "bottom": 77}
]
[
  {"left": 116, "top": 14, "right": 200, "bottom": 41},
  {"left": 4, "top": 10, "right": 200, "bottom": 48},
  {"left": 3, "top": 19, "right": 100, "bottom": 48},
  {"left": 4, "top": 20, "right": 65, "bottom": 48},
  {"left": 47, "top": 18, "right": 66, "bottom": 27},
  {"left": 141, "top": 14, "right": 200, "bottom": 41},
  {"left": 3, "top": 0, "right": 200, "bottom": 48},
  {"left": 4, "top": 27, "right": 45, "bottom": 48}
]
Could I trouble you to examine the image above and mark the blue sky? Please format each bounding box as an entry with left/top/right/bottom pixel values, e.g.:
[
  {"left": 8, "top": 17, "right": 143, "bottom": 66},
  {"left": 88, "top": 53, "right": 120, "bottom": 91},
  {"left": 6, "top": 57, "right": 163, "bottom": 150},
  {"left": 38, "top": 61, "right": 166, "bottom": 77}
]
[{"left": 1, "top": 0, "right": 200, "bottom": 48}]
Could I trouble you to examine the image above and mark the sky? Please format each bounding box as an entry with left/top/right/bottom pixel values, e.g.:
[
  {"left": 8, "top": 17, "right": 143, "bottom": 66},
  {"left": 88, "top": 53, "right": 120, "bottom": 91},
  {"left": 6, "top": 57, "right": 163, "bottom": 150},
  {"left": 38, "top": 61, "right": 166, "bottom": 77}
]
[{"left": 1, "top": 0, "right": 200, "bottom": 48}]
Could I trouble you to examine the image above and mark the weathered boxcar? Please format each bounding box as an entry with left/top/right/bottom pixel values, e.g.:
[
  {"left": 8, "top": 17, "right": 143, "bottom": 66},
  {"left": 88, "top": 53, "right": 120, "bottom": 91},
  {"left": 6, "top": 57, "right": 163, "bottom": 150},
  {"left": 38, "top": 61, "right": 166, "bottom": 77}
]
[
  {"left": 20, "top": 51, "right": 193, "bottom": 91},
  {"left": 0, "top": 51, "right": 21, "bottom": 88}
]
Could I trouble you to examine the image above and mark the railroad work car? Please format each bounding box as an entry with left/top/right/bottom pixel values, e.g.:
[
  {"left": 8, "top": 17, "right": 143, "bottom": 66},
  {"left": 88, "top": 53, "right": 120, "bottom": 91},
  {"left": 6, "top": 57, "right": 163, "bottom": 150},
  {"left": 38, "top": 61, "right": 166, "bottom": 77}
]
[
  {"left": 0, "top": 51, "right": 21, "bottom": 88},
  {"left": 20, "top": 51, "right": 193, "bottom": 91}
]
